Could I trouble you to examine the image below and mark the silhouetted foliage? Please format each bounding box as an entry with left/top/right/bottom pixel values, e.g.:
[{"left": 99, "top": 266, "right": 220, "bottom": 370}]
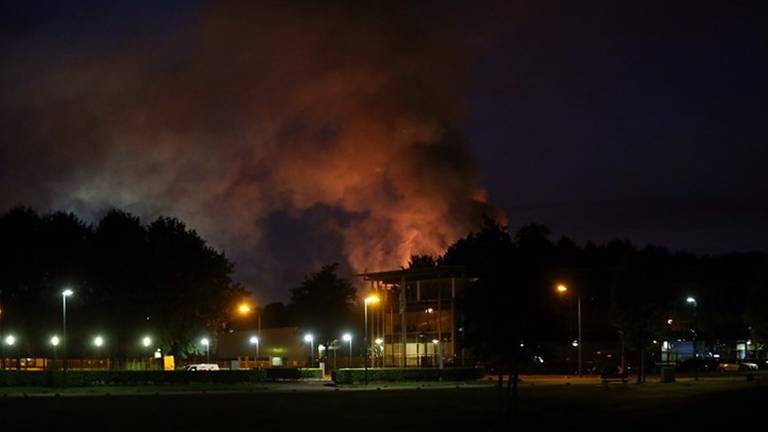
[
  {"left": 261, "top": 302, "right": 293, "bottom": 329},
  {"left": 288, "top": 263, "right": 356, "bottom": 360},
  {"left": 407, "top": 255, "right": 436, "bottom": 269},
  {"left": 0, "top": 207, "right": 247, "bottom": 360}
]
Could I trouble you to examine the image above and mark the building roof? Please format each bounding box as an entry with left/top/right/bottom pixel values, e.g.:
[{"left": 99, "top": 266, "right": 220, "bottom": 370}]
[{"left": 357, "top": 265, "right": 470, "bottom": 284}]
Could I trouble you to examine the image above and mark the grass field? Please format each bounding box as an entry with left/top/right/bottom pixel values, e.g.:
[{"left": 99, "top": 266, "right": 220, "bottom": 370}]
[{"left": 0, "top": 378, "right": 765, "bottom": 431}]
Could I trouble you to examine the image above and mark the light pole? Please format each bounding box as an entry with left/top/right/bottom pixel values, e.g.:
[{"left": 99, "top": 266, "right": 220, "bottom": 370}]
[
  {"left": 557, "top": 284, "right": 582, "bottom": 376},
  {"left": 364, "top": 294, "right": 380, "bottom": 385},
  {"left": 249, "top": 336, "right": 260, "bottom": 368},
  {"left": 93, "top": 336, "right": 104, "bottom": 369},
  {"left": 686, "top": 296, "right": 698, "bottom": 381},
  {"left": 61, "top": 289, "right": 73, "bottom": 374},
  {"left": 0, "top": 289, "right": 4, "bottom": 370},
  {"left": 142, "top": 336, "right": 152, "bottom": 370},
  {"left": 342, "top": 333, "right": 352, "bottom": 368},
  {"left": 303, "top": 334, "right": 314, "bottom": 367},
  {"left": 50, "top": 336, "right": 60, "bottom": 370},
  {"left": 201, "top": 338, "right": 210, "bottom": 363},
  {"left": 4, "top": 335, "right": 16, "bottom": 369}
]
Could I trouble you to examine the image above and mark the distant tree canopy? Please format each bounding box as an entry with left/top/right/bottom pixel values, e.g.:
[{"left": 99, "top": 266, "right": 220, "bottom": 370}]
[
  {"left": 288, "top": 263, "right": 356, "bottom": 350},
  {"left": 0, "top": 207, "right": 247, "bottom": 359},
  {"left": 442, "top": 216, "right": 768, "bottom": 376}
]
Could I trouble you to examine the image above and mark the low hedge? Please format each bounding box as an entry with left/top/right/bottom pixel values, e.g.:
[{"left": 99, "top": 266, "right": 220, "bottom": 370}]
[
  {"left": 299, "top": 368, "right": 323, "bottom": 379},
  {"left": 263, "top": 368, "right": 301, "bottom": 381},
  {"left": 331, "top": 367, "right": 484, "bottom": 384},
  {"left": 0, "top": 369, "right": 269, "bottom": 387}
]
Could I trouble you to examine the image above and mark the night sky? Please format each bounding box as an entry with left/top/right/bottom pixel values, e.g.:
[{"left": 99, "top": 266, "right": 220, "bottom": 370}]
[{"left": 1, "top": 1, "right": 766, "bottom": 301}]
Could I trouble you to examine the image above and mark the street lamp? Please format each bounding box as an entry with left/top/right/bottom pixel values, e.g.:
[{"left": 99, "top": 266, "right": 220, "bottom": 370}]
[
  {"left": 556, "top": 284, "right": 582, "bottom": 376},
  {"left": 5, "top": 334, "right": 16, "bottom": 370},
  {"left": 141, "top": 336, "right": 153, "bottom": 370},
  {"left": 303, "top": 334, "right": 314, "bottom": 367},
  {"left": 686, "top": 296, "right": 698, "bottom": 380},
  {"left": 61, "top": 288, "right": 73, "bottom": 374},
  {"left": 342, "top": 333, "right": 352, "bottom": 368},
  {"left": 200, "top": 338, "right": 210, "bottom": 363},
  {"left": 50, "top": 336, "right": 60, "bottom": 370},
  {"left": 93, "top": 335, "right": 104, "bottom": 369},
  {"left": 238, "top": 303, "right": 252, "bottom": 315},
  {"left": 364, "top": 294, "right": 380, "bottom": 385},
  {"left": 249, "top": 336, "right": 260, "bottom": 368}
]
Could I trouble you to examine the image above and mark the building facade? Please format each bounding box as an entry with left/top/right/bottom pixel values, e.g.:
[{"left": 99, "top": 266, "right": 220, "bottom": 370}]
[{"left": 359, "top": 266, "right": 473, "bottom": 367}]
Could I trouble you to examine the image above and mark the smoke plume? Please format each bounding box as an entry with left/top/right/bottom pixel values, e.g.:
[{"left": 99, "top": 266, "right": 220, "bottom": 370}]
[{"left": 0, "top": 2, "right": 504, "bottom": 299}]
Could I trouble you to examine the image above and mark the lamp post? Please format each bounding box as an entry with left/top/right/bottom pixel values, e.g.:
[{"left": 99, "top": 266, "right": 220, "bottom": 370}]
[
  {"left": 686, "top": 296, "right": 698, "bottom": 381},
  {"left": 142, "top": 336, "right": 152, "bottom": 370},
  {"left": 0, "top": 289, "right": 4, "bottom": 370},
  {"left": 200, "top": 338, "right": 210, "bottom": 363},
  {"left": 5, "top": 335, "right": 17, "bottom": 370},
  {"left": 61, "top": 288, "right": 73, "bottom": 374},
  {"left": 342, "top": 333, "right": 352, "bottom": 368},
  {"left": 93, "top": 336, "right": 104, "bottom": 369},
  {"left": 556, "top": 284, "right": 582, "bottom": 376},
  {"left": 364, "top": 294, "right": 380, "bottom": 385},
  {"left": 249, "top": 336, "right": 260, "bottom": 368},
  {"left": 303, "top": 334, "right": 314, "bottom": 367},
  {"left": 50, "top": 336, "right": 60, "bottom": 370}
]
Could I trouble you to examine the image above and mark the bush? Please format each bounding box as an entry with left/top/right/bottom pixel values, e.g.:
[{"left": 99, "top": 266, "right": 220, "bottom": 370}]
[
  {"left": 263, "top": 368, "right": 301, "bottom": 381},
  {"left": 331, "top": 367, "right": 484, "bottom": 384},
  {"left": 0, "top": 370, "right": 266, "bottom": 387},
  {"left": 299, "top": 368, "right": 323, "bottom": 379}
]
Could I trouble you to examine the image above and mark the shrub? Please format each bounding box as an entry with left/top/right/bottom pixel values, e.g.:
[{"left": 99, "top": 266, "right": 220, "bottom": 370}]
[
  {"left": 299, "top": 368, "right": 323, "bottom": 379},
  {"left": 263, "top": 368, "right": 302, "bottom": 381},
  {"left": 0, "top": 369, "right": 266, "bottom": 387},
  {"left": 331, "top": 367, "right": 484, "bottom": 384}
]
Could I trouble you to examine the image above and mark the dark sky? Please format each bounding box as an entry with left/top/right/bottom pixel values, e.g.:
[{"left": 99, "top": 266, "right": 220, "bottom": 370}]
[
  {"left": 1, "top": 1, "right": 766, "bottom": 300},
  {"left": 467, "top": 2, "right": 768, "bottom": 253}
]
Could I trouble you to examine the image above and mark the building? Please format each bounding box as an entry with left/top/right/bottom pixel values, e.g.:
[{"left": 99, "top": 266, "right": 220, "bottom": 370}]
[{"left": 358, "top": 266, "right": 473, "bottom": 367}]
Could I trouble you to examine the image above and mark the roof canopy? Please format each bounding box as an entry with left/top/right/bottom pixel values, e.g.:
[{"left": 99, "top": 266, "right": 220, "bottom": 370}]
[{"left": 357, "top": 265, "right": 469, "bottom": 284}]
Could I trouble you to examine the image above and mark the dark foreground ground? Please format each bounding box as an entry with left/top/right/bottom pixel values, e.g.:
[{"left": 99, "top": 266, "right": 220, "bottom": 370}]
[{"left": 0, "top": 378, "right": 765, "bottom": 431}]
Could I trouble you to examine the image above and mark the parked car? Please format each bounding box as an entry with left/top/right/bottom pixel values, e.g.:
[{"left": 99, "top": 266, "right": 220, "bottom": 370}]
[
  {"left": 185, "top": 363, "right": 220, "bottom": 371},
  {"left": 743, "top": 358, "right": 768, "bottom": 370},
  {"left": 718, "top": 361, "right": 758, "bottom": 372}
]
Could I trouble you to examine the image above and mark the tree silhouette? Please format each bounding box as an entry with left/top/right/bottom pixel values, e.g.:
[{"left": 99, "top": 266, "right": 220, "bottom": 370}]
[{"left": 289, "top": 263, "right": 356, "bottom": 363}]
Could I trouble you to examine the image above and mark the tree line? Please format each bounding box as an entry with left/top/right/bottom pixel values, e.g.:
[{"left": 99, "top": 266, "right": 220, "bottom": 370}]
[
  {"left": 2, "top": 207, "right": 766, "bottom": 375},
  {"left": 0, "top": 207, "right": 247, "bottom": 361}
]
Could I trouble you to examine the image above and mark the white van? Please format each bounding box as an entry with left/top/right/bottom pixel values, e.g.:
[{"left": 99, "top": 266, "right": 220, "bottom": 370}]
[{"left": 185, "top": 363, "right": 220, "bottom": 371}]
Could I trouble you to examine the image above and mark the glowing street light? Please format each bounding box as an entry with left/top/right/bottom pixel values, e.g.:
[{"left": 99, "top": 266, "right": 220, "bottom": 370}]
[
  {"left": 342, "top": 333, "right": 352, "bottom": 368},
  {"left": 238, "top": 303, "right": 252, "bottom": 315},
  {"left": 685, "top": 296, "right": 699, "bottom": 380},
  {"left": 61, "top": 288, "right": 73, "bottom": 373},
  {"left": 363, "top": 294, "right": 380, "bottom": 385},
  {"left": 93, "top": 336, "right": 104, "bottom": 348},
  {"left": 249, "top": 335, "right": 260, "bottom": 367},
  {"left": 4, "top": 334, "right": 15, "bottom": 346},
  {"left": 142, "top": 336, "right": 152, "bottom": 348},
  {"left": 200, "top": 338, "right": 210, "bottom": 362},
  {"left": 50, "top": 336, "right": 60, "bottom": 346},
  {"left": 303, "top": 333, "right": 314, "bottom": 367},
  {"left": 556, "top": 283, "right": 582, "bottom": 376}
]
